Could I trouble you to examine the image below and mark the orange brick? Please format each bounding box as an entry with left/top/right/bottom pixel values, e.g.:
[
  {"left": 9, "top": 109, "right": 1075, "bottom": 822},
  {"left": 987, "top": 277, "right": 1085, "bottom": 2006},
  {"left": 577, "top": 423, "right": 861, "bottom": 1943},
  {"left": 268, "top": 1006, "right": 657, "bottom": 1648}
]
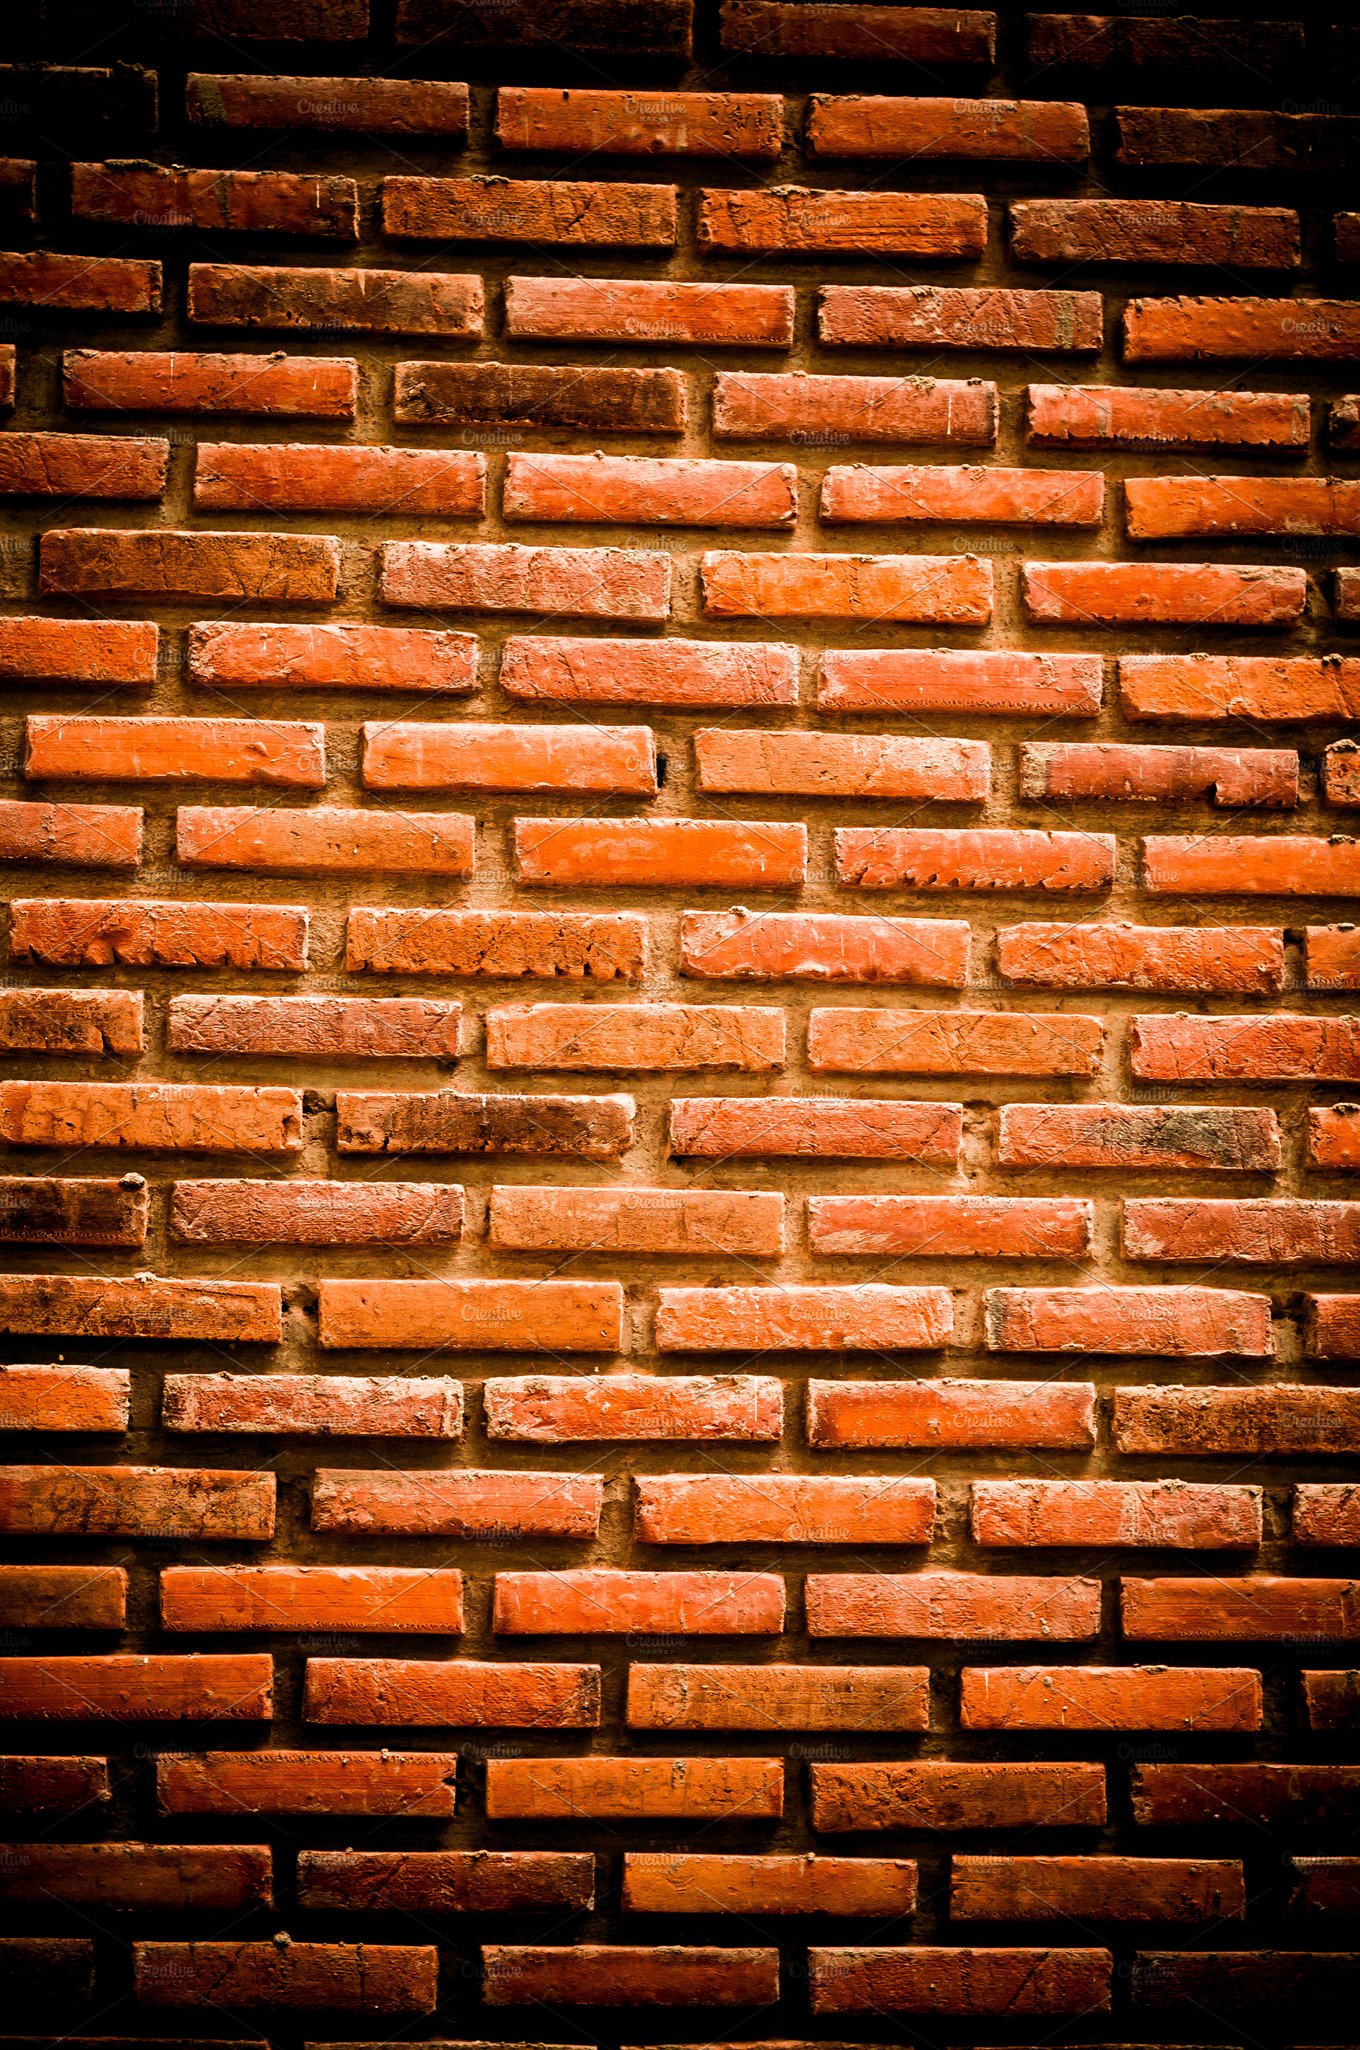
[
  {"left": 25, "top": 715, "right": 324, "bottom": 786},
  {"left": 362, "top": 721, "right": 656, "bottom": 795},
  {"left": 318, "top": 1278, "right": 623, "bottom": 1352},
  {"left": 495, "top": 87, "right": 782, "bottom": 158},
  {"left": 176, "top": 805, "right": 473, "bottom": 875},
  {"left": 702, "top": 549, "right": 992, "bottom": 621}
]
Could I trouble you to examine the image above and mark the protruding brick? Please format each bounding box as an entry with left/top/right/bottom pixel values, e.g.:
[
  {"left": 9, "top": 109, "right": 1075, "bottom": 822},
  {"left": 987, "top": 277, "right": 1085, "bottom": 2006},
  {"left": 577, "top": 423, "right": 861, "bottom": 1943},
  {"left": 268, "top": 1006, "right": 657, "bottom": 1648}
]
[
  {"left": 0, "top": 430, "right": 166, "bottom": 499},
  {"left": 998, "top": 1104, "right": 1281, "bottom": 1174},
  {"left": 171, "top": 1179, "right": 464, "bottom": 1247},
  {"left": 161, "top": 1565, "right": 464, "bottom": 1635},
  {"left": 997, "top": 923, "right": 1283, "bottom": 993},
  {"left": 505, "top": 452, "right": 795, "bottom": 527},
  {"left": 821, "top": 285, "right": 1101, "bottom": 351},
  {"left": 0, "top": 1755, "right": 110, "bottom": 1812},
  {"left": 516, "top": 817, "right": 805, "bottom": 890},
  {"left": 134, "top": 1942, "right": 437, "bottom": 2015},
  {"left": 1027, "top": 381, "right": 1308, "bottom": 449},
  {"left": 385, "top": 175, "right": 676, "bottom": 247},
  {"left": 0, "top": 1565, "right": 126, "bottom": 1631},
  {"left": 656, "top": 1284, "right": 952, "bottom": 1352},
  {"left": 1294, "top": 1485, "right": 1360, "bottom": 1546},
  {"left": 1307, "top": 1295, "right": 1360, "bottom": 1358},
  {"left": 627, "top": 1662, "right": 927, "bottom": 1735},
  {"left": 670, "top": 1096, "right": 961, "bottom": 1163},
  {"left": 1128, "top": 474, "right": 1360, "bottom": 540},
  {"left": 494, "top": 1569, "right": 783, "bottom": 1636},
  {"left": 1120, "top": 654, "right": 1360, "bottom": 721},
  {"left": 64, "top": 349, "right": 357, "bottom": 418},
  {"left": 1020, "top": 740, "right": 1297, "bottom": 809},
  {"left": 0, "top": 1364, "right": 129, "bottom": 1433},
  {"left": 1304, "top": 1673, "right": 1360, "bottom": 1730},
  {"left": 623, "top": 1850, "right": 916, "bottom": 1916},
  {"left": 1309, "top": 1106, "right": 1360, "bottom": 1169},
  {"left": 396, "top": 360, "right": 686, "bottom": 435},
  {"left": 0, "top": 1467, "right": 273, "bottom": 1538},
  {"left": 723, "top": 2, "right": 994, "bottom": 62},
  {"left": 700, "top": 187, "right": 986, "bottom": 256},
  {"left": 482, "top": 1944, "right": 779, "bottom": 2008},
  {"left": 496, "top": 87, "right": 782, "bottom": 159},
  {"left": 808, "top": 1945, "right": 1111, "bottom": 2016},
  {"left": 1308, "top": 929, "right": 1360, "bottom": 991},
  {"left": 0, "top": 1655, "right": 272, "bottom": 1721},
  {"left": 0, "top": 614, "right": 158, "bottom": 685},
  {"left": 0, "top": 1175, "right": 147, "bottom": 1248},
  {"left": 298, "top": 1848, "right": 592, "bottom": 1914},
  {"left": 505, "top": 276, "right": 793, "bottom": 347},
  {"left": 304, "top": 1659, "right": 601, "bottom": 1727},
  {"left": 952, "top": 1854, "right": 1244, "bottom": 1923},
  {"left": 808, "top": 95, "right": 1088, "bottom": 161},
  {"left": 318, "top": 1278, "right": 622, "bottom": 1353},
  {"left": 194, "top": 442, "right": 484, "bottom": 516},
  {"left": 502, "top": 636, "right": 797, "bottom": 709},
  {"left": 818, "top": 648, "right": 1101, "bottom": 717},
  {"left": 348, "top": 909, "right": 646, "bottom": 981},
  {"left": 634, "top": 1474, "right": 936, "bottom": 1547},
  {"left": 1122, "top": 1576, "right": 1360, "bottom": 1641},
  {"left": 810, "top": 1194, "right": 1090, "bottom": 1260},
  {"left": 1034, "top": 14, "right": 1303, "bottom": 75},
  {"left": 1125, "top": 1197, "right": 1360, "bottom": 1267},
  {"left": 0, "top": 1274, "right": 280, "bottom": 1343},
  {"left": 189, "top": 262, "right": 483, "bottom": 337},
  {"left": 809, "top": 1007, "right": 1103, "bottom": 1077},
  {"left": 488, "top": 1002, "right": 785, "bottom": 1071},
  {"left": 807, "top": 1572, "right": 1099, "bottom": 1640},
  {"left": 164, "top": 1375, "right": 462, "bottom": 1438},
  {"left": 702, "top": 550, "right": 992, "bottom": 621},
  {"left": 168, "top": 995, "right": 462, "bottom": 1059},
  {"left": 399, "top": 0, "right": 693, "bottom": 52},
  {"left": 962, "top": 1665, "right": 1261, "bottom": 1731},
  {"left": 0, "top": 1842, "right": 269, "bottom": 1910},
  {"left": 1324, "top": 742, "right": 1360, "bottom": 807},
  {"left": 974, "top": 1479, "right": 1261, "bottom": 1550},
  {"left": 1014, "top": 199, "right": 1297, "bottom": 267},
  {"left": 0, "top": 800, "right": 142, "bottom": 869},
  {"left": 159, "top": 1750, "right": 458, "bottom": 1816},
  {"left": 1134, "top": 1761, "right": 1360, "bottom": 1820},
  {"left": 337, "top": 1089, "right": 633, "bottom": 1159},
  {"left": 486, "top": 1374, "right": 781, "bottom": 1443},
  {"left": 0, "top": 1080, "right": 301, "bottom": 1154},
  {"left": 836, "top": 826, "right": 1113, "bottom": 892},
  {"left": 986, "top": 1285, "right": 1272, "bottom": 1357},
  {"left": 363, "top": 722, "right": 655, "bottom": 795},
  {"left": 0, "top": 988, "right": 142, "bottom": 1056},
  {"left": 809, "top": 1378, "right": 1095, "bottom": 1450},
  {"left": 1024, "top": 560, "right": 1304, "bottom": 626},
  {"left": 713, "top": 371, "right": 996, "bottom": 446},
  {"left": 177, "top": 806, "right": 472, "bottom": 876},
  {"left": 40, "top": 528, "right": 338, "bottom": 604},
  {"left": 188, "top": 621, "right": 474, "bottom": 693},
  {"left": 26, "top": 715, "right": 324, "bottom": 787},
  {"left": 1126, "top": 295, "right": 1360, "bottom": 361},
  {"left": 186, "top": 72, "right": 469, "bottom": 136},
  {"left": 0, "top": 250, "right": 159, "bottom": 315},
  {"left": 1114, "top": 1384, "right": 1360, "bottom": 1457},
  {"left": 383, "top": 541, "right": 670, "bottom": 620},
  {"left": 824, "top": 463, "right": 1103, "bottom": 526},
  {"left": 312, "top": 1468, "right": 602, "bottom": 1539},
  {"left": 694, "top": 732, "right": 987, "bottom": 804},
  {"left": 1144, "top": 836, "right": 1360, "bottom": 897},
  {"left": 490, "top": 1184, "right": 782, "bottom": 1256},
  {"left": 72, "top": 163, "right": 357, "bottom": 239},
  {"left": 813, "top": 1760, "right": 1106, "bottom": 1832},
  {"left": 1131, "top": 1015, "right": 1360, "bottom": 1083}
]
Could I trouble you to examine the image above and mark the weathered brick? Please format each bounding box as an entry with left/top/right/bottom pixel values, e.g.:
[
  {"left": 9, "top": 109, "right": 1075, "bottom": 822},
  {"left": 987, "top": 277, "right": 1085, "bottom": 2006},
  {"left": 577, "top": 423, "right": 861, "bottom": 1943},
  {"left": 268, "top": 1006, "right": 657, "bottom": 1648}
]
[
  {"left": 1121, "top": 655, "right": 1360, "bottom": 721},
  {"left": 1133, "top": 1761, "right": 1360, "bottom": 1822},
  {"left": 812, "top": 1760, "right": 1107, "bottom": 1832},
  {"left": 634, "top": 1474, "right": 936, "bottom": 1546},
  {"left": 71, "top": 163, "right": 357, "bottom": 238},
  {"left": 26, "top": 715, "right": 324, "bottom": 787},
  {"left": 312, "top": 1468, "right": 602, "bottom": 1538},
  {"left": 985, "top": 1285, "right": 1272, "bottom": 1357},
  {"left": 998, "top": 1103, "right": 1281, "bottom": 1174},
  {"left": 162, "top": 1566, "right": 464, "bottom": 1635},
  {"left": 318, "top": 1278, "right": 622, "bottom": 1352},
  {"left": 809, "top": 1193, "right": 1091, "bottom": 1259},
  {"left": 337, "top": 1089, "right": 632, "bottom": 1159},
  {"left": 836, "top": 825, "right": 1113, "bottom": 892},
  {"left": 0, "top": 1080, "right": 301, "bottom": 1153},
  {"left": 395, "top": 361, "right": 686, "bottom": 434},
  {"left": 189, "top": 262, "right": 483, "bottom": 336},
  {"left": 702, "top": 550, "right": 992, "bottom": 621},
  {"left": 0, "top": 250, "right": 159, "bottom": 315},
  {"left": 700, "top": 187, "right": 986, "bottom": 255},
  {"left": 0, "top": 1364, "right": 129, "bottom": 1433},
  {"left": 809, "top": 95, "right": 1088, "bottom": 161},
  {"left": 818, "top": 648, "right": 1101, "bottom": 716},
  {"left": 1289, "top": 1856, "right": 1360, "bottom": 1914},
  {"left": 952, "top": 1854, "right": 1244, "bottom": 1923},
  {"left": 1125, "top": 1197, "right": 1360, "bottom": 1267},
  {"left": 0, "top": 988, "right": 142, "bottom": 1055},
  {"left": 1294, "top": 1485, "right": 1360, "bottom": 1546},
  {"left": 1304, "top": 1673, "right": 1360, "bottom": 1730},
  {"left": 304, "top": 1659, "right": 600, "bottom": 1726},
  {"left": 505, "top": 275, "right": 793, "bottom": 346},
  {"left": 824, "top": 463, "right": 1103, "bottom": 525},
  {"left": 487, "top": 1002, "right": 785, "bottom": 1071},
  {"left": 622, "top": 1849, "right": 916, "bottom": 1916},
  {"left": 0, "top": 1755, "right": 110, "bottom": 1812},
  {"left": 490, "top": 1184, "right": 783, "bottom": 1256},
  {"left": 505, "top": 452, "right": 795, "bottom": 526},
  {"left": 168, "top": 995, "right": 462, "bottom": 1058},
  {"left": 494, "top": 1568, "right": 783, "bottom": 1635},
  {"left": 347, "top": 909, "right": 646, "bottom": 981},
  {"left": 40, "top": 528, "right": 339, "bottom": 604},
  {"left": 1308, "top": 928, "right": 1360, "bottom": 991},
  {"left": 1310, "top": 1105, "right": 1360, "bottom": 1168},
  {"left": 1128, "top": 474, "right": 1360, "bottom": 540},
  {"left": 502, "top": 635, "right": 797, "bottom": 708},
  {"left": 997, "top": 923, "right": 1283, "bottom": 993},
  {"left": 382, "top": 540, "right": 670, "bottom": 620},
  {"left": 0, "top": 1566, "right": 126, "bottom": 1631},
  {"left": 1020, "top": 740, "right": 1297, "bottom": 808},
  {"left": 0, "top": 1466, "right": 273, "bottom": 1538},
  {"left": 384, "top": 175, "right": 676, "bottom": 247},
  {"left": 1014, "top": 199, "right": 1297, "bottom": 267},
  {"left": 398, "top": 0, "right": 693, "bottom": 52},
  {"left": 809, "top": 1007, "right": 1103, "bottom": 1076},
  {"left": 65, "top": 349, "right": 357, "bottom": 418},
  {"left": 1117, "top": 107, "right": 1350, "bottom": 172},
  {"left": 363, "top": 723, "right": 655, "bottom": 794},
  {"left": 1122, "top": 1576, "right": 1360, "bottom": 1641},
  {"left": 0, "top": 799, "right": 142, "bottom": 868},
  {"left": 809, "top": 1378, "right": 1095, "bottom": 1450},
  {"left": 697, "top": 732, "right": 990, "bottom": 805},
  {"left": 961, "top": 1665, "right": 1261, "bottom": 1731},
  {"left": 1114, "top": 1384, "right": 1360, "bottom": 1457},
  {"left": 1131, "top": 1015, "right": 1360, "bottom": 1083},
  {"left": 1126, "top": 296, "right": 1360, "bottom": 362},
  {"left": 0, "top": 614, "right": 158, "bottom": 685},
  {"left": 516, "top": 816, "right": 806, "bottom": 890},
  {"left": 1324, "top": 741, "right": 1360, "bottom": 807},
  {"left": 134, "top": 1942, "right": 437, "bottom": 2014},
  {"left": 628, "top": 1663, "right": 927, "bottom": 1734},
  {"left": 1027, "top": 381, "right": 1308, "bottom": 449},
  {"left": 713, "top": 371, "right": 996, "bottom": 445},
  {"left": 298, "top": 1848, "right": 592, "bottom": 1913},
  {"left": 656, "top": 1283, "right": 950, "bottom": 1352},
  {"left": 194, "top": 442, "right": 485, "bottom": 515},
  {"left": 0, "top": 1655, "right": 272, "bottom": 1720},
  {"left": 177, "top": 805, "right": 472, "bottom": 875},
  {"left": 171, "top": 1179, "right": 465, "bottom": 1247},
  {"left": 682, "top": 910, "right": 969, "bottom": 987},
  {"left": 807, "top": 1572, "right": 1099, "bottom": 1640},
  {"left": 0, "top": 1841, "right": 269, "bottom": 1910},
  {"left": 159, "top": 1750, "right": 458, "bottom": 1816},
  {"left": 808, "top": 1945, "right": 1111, "bottom": 2016},
  {"left": 496, "top": 87, "right": 782, "bottom": 158},
  {"left": 973, "top": 1479, "right": 1262, "bottom": 1550},
  {"left": 482, "top": 1943, "right": 779, "bottom": 2007},
  {"left": 186, "top": 72, "right": 469, "bottom": 135},
  {"left": 0, "top": 1274, "right": 281, "bottom": 1343},
  {"left": 1144, "top": 835, "right": 1360, "bottom": 897},
  {"left": 486, "top": 1373, "right": 781, "bottom": 1443},
  {"left": 1131, "top": 1951, "right": 1360, "bottom": 2012},
  {"left": 0, "top": 1175, "right": 147, "bottom": 1247},
  {"left": 187, "top": 620, "right": 474, "bottom": 693},
  {"left": 0, "top": 429, "right": 166, "bottom": 499},
  {"left": 722, "top": 1, "right": 994, "bottom": 62},
  {"left": 1307, "top": 1296, "right": 1360, "bottom": 1359},
  {"left": 669, "top": 1096, "right": 962, "bottom": 1163},
  {"left": 821, "top": 285, "right": 1101, "bottom": 350},
  {"left": 1034, "top": 14, "right": 1302, "bottom": 75},
  {"left": 1023, "top": 560, "right": 1304, "bottom": 626},
  {"left": 164, "top": 1374, "right": 462, "bottom": 1438}
]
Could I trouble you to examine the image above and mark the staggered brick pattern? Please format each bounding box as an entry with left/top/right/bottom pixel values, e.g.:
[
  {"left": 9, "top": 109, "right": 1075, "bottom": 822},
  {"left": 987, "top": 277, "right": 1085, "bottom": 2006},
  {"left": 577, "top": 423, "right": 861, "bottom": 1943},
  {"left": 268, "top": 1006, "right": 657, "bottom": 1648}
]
[{"left": 0, "top": 0, "right": 1358, "bottom": 2040}]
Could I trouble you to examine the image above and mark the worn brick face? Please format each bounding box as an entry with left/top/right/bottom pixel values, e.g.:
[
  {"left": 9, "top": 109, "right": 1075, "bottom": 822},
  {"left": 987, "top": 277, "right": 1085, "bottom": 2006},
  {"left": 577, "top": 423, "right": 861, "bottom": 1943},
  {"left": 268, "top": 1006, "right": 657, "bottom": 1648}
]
[{"left": 0, "top": 7, "right": 1351, "bottom": 2039}]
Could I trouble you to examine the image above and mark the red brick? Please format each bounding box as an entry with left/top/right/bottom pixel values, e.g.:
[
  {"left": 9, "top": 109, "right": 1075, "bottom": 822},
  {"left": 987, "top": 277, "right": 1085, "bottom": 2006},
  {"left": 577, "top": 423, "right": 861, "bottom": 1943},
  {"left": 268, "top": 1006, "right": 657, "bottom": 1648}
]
[
  {"left": 194, "top": 442, "right": 484, "bottom": 515},
  {"left": 1123, "top": 1576, "right": 1360, "bottom": 1641},
  {"left": 656, "top": 1283, "right": 951, "bottom": 1352},
  {"left": 0, "top": 1842, "right": 269, "bottom": 1910},
  {"left": 628, "top": 1663, "right": 927, "bottom": 1734},
  {"left": 1131, "top": 1015, "right": 1360, "bottom": 1083},
  {"left": 516, "top": 817, "right": 806, "bottom": 890},
  {"left": 188, "top": 620, "right": 474, "bottom": 692},
  {"left": 71, "top": 163, "right": 357, "bottom": 239},
  {"left": 494, "top": 1568, "right": 782, "bottom": 1636},
  {"left": 1120, "top": 654, "right": 1360, "bottom": 720},
  {"left": 490, "top": 1184, "right": 782, "bottom": 1256},
  {"left": 385, "top": 175, "right": 675, "bottom": 247},
  {"left": 723, "top": 2, "right": 994, "bottom": 62},
  {"left": 682, "top": 910, "right": 969, "bottom": 987},
  {"left": 669, "top": 1096, "right": 962, "bottom": 1163},
  {"left": 818, "top": 648, "right": 1101, "bottom": 716},
  {"left": 505, "top": 452, "right": 795, "bottom": 527},
  {"left": 0, "top": 250, "right": 159, "bottom": 315},
  {"left": 162, "top": 1565, "right": 464, "bottom": 1635},
  {"left": 501, "top": 636, "right": 797, "bottom": 709},
  {"left": 697, "top": 732, "right": 990, "bottom": 805},
  {"left": 634, "top": 1474, "right": 936, "bottom": 1546},
  {"left": 0, "top": 988, "right": 143, "bottom": 1056},
  {"left": 0, "top": 1174, "right": 147, "bottom": 1248},
  {"left": 997, "top": 1103, "right": 1281, "bottom": 1174},
  {"left": 0, "top": 1467, "right": 273, "bottom": 1538},
  {"left": 808, "top": 1378, "right": 1095, "bottom": 1450},
  {"left": 809, "top": 1007, "right": 1103, "bottom": 1077},
  {"left": 169, "top": 994, "right": 462, "bottom": 1058},
  {"left": 0, "top": 1755, "right": 110, "bottom": 1812},
  {"left": 0, "top": 161, "right": 32, "bottom": 223},
  {"left": 27, "top": 714, "right": 323, "bottom": 788},
  {"left": 962, "top": 1665, "right": 1261, "bottom": 1731},
  {"left": 808, "top": 1945, "right": 1110, "bottom": 2016},
  {"left": 1126, "top": 295, "right": 1360, "bottom": 362},
  {"left": 811, "top": 1760, "right": 1106, "bottom": 1833},
  {"left": 40, "top": 528, "right": 339, "bottom": 604},
  {"left": 189, "top": 263, "right": 482, "bottom": 337},
  {"left": 1014, "top": 199, "right": 1297, "bottom": 268},
  {"left": 486, "top": 1373, "right": 781, "bottom": 1443},
  {"left": 0, "top": 430, "right": 165, "bottom": 500},
  {"left": 496, "top": 87, "right": 782, "bottom": 159},
  {"left": 0, "top": 1941, "right": 92, "bottom": 1998},
  {"left": 974, "top": 1478, "right": 1261, "bottom": 1550},
  {"left": 1125, "top": 1197, "right": 1360, "bottom": 1267},
  {"left": 164, "top": 1374, "right": 462, "bottom": 1438},
  {"left": 483, "top": 1944, "right": 779, "bottom": 2007},
  {"left": 1307, "top": 1296, "right": 1360, "bottom": 1358},
  {"left": 1332, "top": 397, "right": 1360, "bottom": 451},
  {"left": 1308, "top": 928, "right": 1360, "bottom": 991},
  {"left": 1128, "top": 474, "right": 1360, "bottom": 540},
  {"left": 700, "top": 187, "right": 985, "bottom": 256},
  {"left": 0, "top": 799, "right": 142, "bottom": 868},
  {"left": 159, "top": 1750, "right": 458, "bottom": 1816},
  {"left": 0, "top": 1565, "right": 126, "bottom": 1630},
  {"left": 318, "top": 1278, "right": 621, "bottom": 1353},
  {"left": 65, "top": 348, "right": 357, "bottom": 418},
  {"left": 400, "top": 0, "right": 693, "bottom": 52},
  {"left": 1114, "top": 1384, "right": 1360, "bottom": 1457},
  {"left": 1304, "top": 1673, "right": 1360, "bottom": 1730},
  {"left": 299, "top": 1848, "right": 592, "bottom": 1914},
  {"left": 1290, "top": 1857, "right": 1360, "bottom": 1915},
  {"left": 0, "top": 341, "right": 11, "bottom": 405},
  {"left": 186, "top": 72, "right": 469, "bottom": 136},
  {"left": 824, "top": 463, "right": 1103, "bottom": 526},
  {"left": 1024, "top": 560, "right": 1304, "bottom": 626},
  {"left": 177, "top": 805, "right": 472, "bottom": 876},
  {"left": 172, "top": 1179, "right": 464, "bottom": 1247},
  {"left": 135, "top": 1942, "right": 437, "bottom": 2014},
  {"left": 987, "top": 1284, "right": 1271, "bottom": 1357},
  {"left": 808, "top": 1572, "right": 1099, "bottom": 1640},
  {"left": 304, "top": 1659, "right": 600, "bottom": 1728},
  {"left": 396, "top": 359, "right": 686, "bottom": 434},
  {"left": 1145, "top": 835, "right": 1360, "bottom": 897},
  {"left": 808, "top": 95, "right": 1087, "bottom": 161},
  {"left": 702, "top": 550, "right": 992, "bottom": 621},
  {"left": 0, "top": 614, "right": 158, "bottom": 685},
  {"left": 348, "top": 909, "right": 646, "bottom": 981},
  {"left": 836, "top": 825, "right": 1112, "bottom": 892},
  {"left": 623, "top": 1850, "right": 916, "bottom": 1916},
  {"left": 382, "top": 540, "right": 670, "bottom": 620},
  {"left": 312, "top": 1468, "right": 602, "bottom": 1538},
  {"left": 1036, "top": 15, "right": 1303, "bottom": 75},
  {"left": 1310, "top": 1106, "right": 1360, "bottom": 1169},
  {"left": 0, "top": 1364, "right": 129, "bottom": 1433},
  {"left": 363, "top": 723, "right": 655, "bottom": 795},
  {"left": 0, "top": 1080, "right": 301, "bottom": 1154},
  {"left": 505, "top": 276, "right": 793, "bottom": 347},
  {"left": 1294, "top": 1485, "right": 1360, "bottom": 1545},
  {"left": 1020, "top": 740, "right": 1297, "bottom": 808},
  {"left": 1324, "top": 742, "right": 1360, "bottom": 807},
  {"left": 809, "top": 1193, "right": 1090, "bottom": 1260},
  {"left": 713, "top": 371, "right": 996, "bottom": 446},
  {"left": 952, "top": 1854, "right": 1244, "bottom": 1923},
  {"left": 820, "top": 285, "right": 1101, "bottom": 351},
  {"left": 1028, "top": 381, "right": 1308, "bottom": 449},
  {"left": 1132, "top": 1951, "right": 1360, "bottom": 2011},
  {"left": 0, "top": 1655, "right": 272, "bottom": 1720},
  {"left": 487, "top": 1002, "right": 785, "bottom": 1071},
  {"left": 0, "top": 1274, "right": 281, "bottom": 1343},
  {"left": 997, "top": 922, "right": 1283, "bottom": 993}
]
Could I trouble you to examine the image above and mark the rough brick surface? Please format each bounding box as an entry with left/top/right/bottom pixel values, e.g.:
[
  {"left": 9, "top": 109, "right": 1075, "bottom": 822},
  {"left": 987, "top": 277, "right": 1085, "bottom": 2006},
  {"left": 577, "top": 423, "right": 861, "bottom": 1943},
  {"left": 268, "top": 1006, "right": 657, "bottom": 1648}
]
[{"left": 0, "top": 9, "right": 1349, "bottom": 2040}]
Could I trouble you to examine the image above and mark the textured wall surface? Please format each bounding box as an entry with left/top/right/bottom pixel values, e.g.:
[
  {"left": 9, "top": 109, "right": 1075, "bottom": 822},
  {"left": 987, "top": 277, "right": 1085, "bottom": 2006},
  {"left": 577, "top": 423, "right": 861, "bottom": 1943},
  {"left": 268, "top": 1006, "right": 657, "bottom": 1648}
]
[{"left": 0, "top": 0, "right": 1358, "bottom": 2042}]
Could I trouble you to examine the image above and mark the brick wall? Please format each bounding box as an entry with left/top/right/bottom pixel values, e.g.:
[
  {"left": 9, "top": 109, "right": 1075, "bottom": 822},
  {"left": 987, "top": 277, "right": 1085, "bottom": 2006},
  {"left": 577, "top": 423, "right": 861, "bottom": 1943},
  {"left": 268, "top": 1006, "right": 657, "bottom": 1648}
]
[{"left": 0, "top": 0, "right": 1358, "bottom": 2037}]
